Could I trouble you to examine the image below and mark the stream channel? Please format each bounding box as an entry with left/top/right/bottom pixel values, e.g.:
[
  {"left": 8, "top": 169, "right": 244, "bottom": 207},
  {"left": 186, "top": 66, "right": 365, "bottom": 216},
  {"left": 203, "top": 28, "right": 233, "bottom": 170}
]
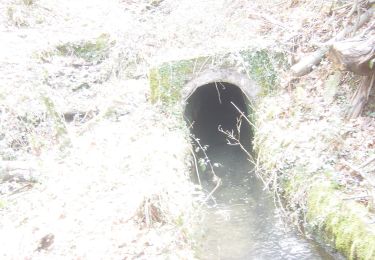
[
  {"left": 195, "top": 145, "right": 335, "bottom": 260},
  {"left": 185, "top": 81, "right": 338, "bottom": 259}
]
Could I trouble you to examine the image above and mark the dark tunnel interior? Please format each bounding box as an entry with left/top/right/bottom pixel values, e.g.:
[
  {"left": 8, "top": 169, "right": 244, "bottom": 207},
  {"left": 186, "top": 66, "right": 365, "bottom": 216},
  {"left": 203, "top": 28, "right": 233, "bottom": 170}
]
[{"left": 184, "top": 82, "right": 252, "bottom": 154}]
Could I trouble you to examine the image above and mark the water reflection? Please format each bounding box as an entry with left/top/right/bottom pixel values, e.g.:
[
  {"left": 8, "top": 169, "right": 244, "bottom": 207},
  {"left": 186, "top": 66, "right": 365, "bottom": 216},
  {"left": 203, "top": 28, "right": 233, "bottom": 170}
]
[{"left": 196, "top": 145, "right": 333, "bottom": 260}]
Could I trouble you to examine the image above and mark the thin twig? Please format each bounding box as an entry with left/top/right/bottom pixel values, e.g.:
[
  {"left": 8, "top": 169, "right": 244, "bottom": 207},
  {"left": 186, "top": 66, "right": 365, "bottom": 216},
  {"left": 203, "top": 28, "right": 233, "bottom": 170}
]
[
  {"left": 218, "top": 118, "right": 267, "bottom": 186},
  {"left": 347, "top": 0, "right": 359, "bottom": 18},
  {"left": 360, "top": 155, "right": 375, "bottom": 169},
  {"left": 192, "top": 58, "right": 198, "bottom": 75},
  {"left": 248, "top": 11, "right": 287, "bottom": 30},
  {"left": 351, "top": 0, "right": 361, "bottom": 35},
  {"left": 197, "top": 57, "right": 211, "bottom": 74},
  {"left": 189, "top": 146, "right": 201, "bottom": 186},
  {"left": 343, "top": 195, "right": 371, "bottom": 200},
  {"left": 203, "top": 177, "right": 222, "bottom": 203},
  {"left": 191, "top": 136, "right": 215, "bottom": 177},
  {"left": 190, "top": 135, "right": 222, "bottom": 203},
  {"left": 332, "top": 3, "right": 352, "bottom": 12},
  {"left": 360, "top": 20, "right": 375, "bottom": 37},
  {"left": 4, "top": 183, "right": 33, "bottom": 198},
  {"left": 343, "top": 160, "right": 375, "bottom": 187},
  {"left": 214, "top": 82, "right": 222, "bottom": 104},
  {"left": 230, "top": 102, "right": 257, "bottom": 130},
  {"left": 183, "top": 116, "right": 201, "bottom": 186}
]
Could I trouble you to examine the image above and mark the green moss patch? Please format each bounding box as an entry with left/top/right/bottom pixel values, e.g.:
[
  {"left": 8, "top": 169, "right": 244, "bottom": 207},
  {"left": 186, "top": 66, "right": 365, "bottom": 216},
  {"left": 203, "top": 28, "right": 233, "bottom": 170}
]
[
  {"left": 41, "top": 34, "right": 115, "bottom": 64},
  {"left": 253, "top": 83, "right": 375, "bottom": 260},
  {"left": 278, "top": 167, "right": 375, "bottom": 259},
  {"left": 0, "top": 199, "right": 5, "bottom": 209},
  {"left": 240, "top": 49, "right": 286, "bottom": 96},
  {"left": 42, "top": 95, "right": 71, "bottom": 152},
  {"left": 149, "top": 58, "right": 200, "bottom": 103},
  {"left": 149, "top": 48, "right": 286, "bottom": 104},
  {"left": 57, "top": 34, "right": 114, "bottom": 62},
  {"left": 307, "top": 180, "right": 375, "bottom": 260}
]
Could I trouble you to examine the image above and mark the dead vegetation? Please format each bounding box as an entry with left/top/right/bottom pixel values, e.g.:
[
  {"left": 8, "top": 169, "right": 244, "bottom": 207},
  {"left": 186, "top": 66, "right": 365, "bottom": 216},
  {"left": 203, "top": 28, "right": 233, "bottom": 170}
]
[
  {"left": 252, "top": 0, "right": 375, "bottom": 214},
  {"left": 0, "top": 0, "right": 206, "bottom": 258},
  {"left": 0, "top": 0, "right": 374, "bottom": 258}
]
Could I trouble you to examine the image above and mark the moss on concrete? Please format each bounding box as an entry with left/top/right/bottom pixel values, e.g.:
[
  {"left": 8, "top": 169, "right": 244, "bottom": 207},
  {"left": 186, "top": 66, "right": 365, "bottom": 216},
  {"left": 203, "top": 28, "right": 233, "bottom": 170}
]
[
  {"left": 276, "top": 165, "right": 375, "bottom": 260},
  {"left": 253, "top": 86, "right": 375, "bottom": 260},
  {"left": 279, "top": 167, "right": 375, "bottom": 259},
  {"left": 270, "top": 159, "right": 375, "bottom": 260},
  {"left": 307, "top": 180, "right": 375, "bottom": 260},
  {"left": 149, "top": 56, "right": 214, "bottom": 103},
  {"left": 149, "top": 48, "right": 286, "bottom": 104},
  {"left": 240, "top": 49, "right": 286, "bottom": 96}
]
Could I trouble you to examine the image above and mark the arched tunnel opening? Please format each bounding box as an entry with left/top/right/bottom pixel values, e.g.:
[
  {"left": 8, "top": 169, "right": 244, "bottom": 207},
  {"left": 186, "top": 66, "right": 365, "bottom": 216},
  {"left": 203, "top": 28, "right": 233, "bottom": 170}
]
[
  {"left": 183, "top": 80, "right": 332, "bottom": 260},
  {"left": 184, "top": 82, "right": 253, "bottom": 155}
]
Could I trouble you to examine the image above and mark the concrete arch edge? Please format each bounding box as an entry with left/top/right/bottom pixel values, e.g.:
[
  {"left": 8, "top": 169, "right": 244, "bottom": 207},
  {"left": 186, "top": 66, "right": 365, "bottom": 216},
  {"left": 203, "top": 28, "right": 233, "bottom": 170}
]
[{"left": 181, "top": 69, "right": 259, "bottom": 105}]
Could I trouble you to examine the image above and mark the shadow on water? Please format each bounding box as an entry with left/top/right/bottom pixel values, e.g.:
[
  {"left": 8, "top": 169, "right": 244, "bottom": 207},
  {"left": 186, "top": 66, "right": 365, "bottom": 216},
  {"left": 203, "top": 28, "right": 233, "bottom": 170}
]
[{"left": 184, "top": 82, "right": 335, "bottom": 259}]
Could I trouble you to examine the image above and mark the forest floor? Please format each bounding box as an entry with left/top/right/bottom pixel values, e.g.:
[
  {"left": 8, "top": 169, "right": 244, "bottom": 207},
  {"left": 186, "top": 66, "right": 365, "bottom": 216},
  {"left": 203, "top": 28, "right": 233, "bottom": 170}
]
[{"left": 0, "top": 0, "right": 374, "bottom": 259}]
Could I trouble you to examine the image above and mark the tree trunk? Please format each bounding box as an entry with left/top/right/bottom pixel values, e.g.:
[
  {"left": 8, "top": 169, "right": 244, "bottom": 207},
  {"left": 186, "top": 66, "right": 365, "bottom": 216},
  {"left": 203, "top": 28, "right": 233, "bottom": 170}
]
[
  {"left": 328, "top": 35, "right": 375, "bottom": 118},
  {"left": 329, "top": 36, "right": 375, "bottom": 76},
  {"left": 347, "top": 73, "right": 375, "bottom": 119}
]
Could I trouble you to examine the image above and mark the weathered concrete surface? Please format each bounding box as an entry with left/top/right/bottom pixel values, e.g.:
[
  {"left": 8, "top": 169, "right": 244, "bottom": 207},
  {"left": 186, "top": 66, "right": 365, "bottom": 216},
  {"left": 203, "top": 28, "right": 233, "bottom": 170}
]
[
  {"left": 149, "top": 48, "right": 286, "bottom": 105},
  {"left": 182, "top": 69, "right": 258, "bottom": 103}
]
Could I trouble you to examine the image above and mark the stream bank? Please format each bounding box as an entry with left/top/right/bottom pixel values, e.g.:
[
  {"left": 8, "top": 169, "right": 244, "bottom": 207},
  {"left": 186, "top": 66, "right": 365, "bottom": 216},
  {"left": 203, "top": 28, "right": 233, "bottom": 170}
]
[
  {"left": 254, "top": 89, "right": 375, "bottom": 259},
  {"left": 150, "top": 46, "right": 375, "bottom": 259},
  {"left": 179, "top": 72, "right": 334, "bottom": 258}
]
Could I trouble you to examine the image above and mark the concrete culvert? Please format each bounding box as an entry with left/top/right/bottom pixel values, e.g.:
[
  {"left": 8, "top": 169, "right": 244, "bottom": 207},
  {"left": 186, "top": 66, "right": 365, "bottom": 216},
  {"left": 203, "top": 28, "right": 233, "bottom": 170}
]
[
  {"left": 183, "top": 69, "right": 257, "bottom": 154},
  {"left": 184, "top": 82, "right": 252, "bottom": 150}
]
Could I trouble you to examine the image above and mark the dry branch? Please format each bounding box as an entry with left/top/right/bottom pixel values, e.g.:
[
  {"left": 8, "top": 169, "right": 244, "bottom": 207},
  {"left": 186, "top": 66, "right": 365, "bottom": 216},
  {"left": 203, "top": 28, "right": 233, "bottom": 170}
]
[
  {"left": 290, "top": 48, "right": 328, "bottom": 77},
  {"left": 0, "top": 161, "right": 37, "bottom": 183},
  {"left": 343, "top": 160, "right": 375, "bottom": 189},
  {"left": 360, "top": 155, "right": 375, "bottom": 169},
  {"left": 290, "top": 7, "right": 374, "bottom": 77}
]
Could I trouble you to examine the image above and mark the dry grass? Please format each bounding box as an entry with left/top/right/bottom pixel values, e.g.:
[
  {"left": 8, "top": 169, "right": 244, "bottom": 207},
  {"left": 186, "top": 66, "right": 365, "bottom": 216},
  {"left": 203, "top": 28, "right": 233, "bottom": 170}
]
[
  {"left": 254, "top": 64, "right": 375, "bottom": 223},
  {"left": 0, "top": 78, "right": 201, "bottom": 258},
  {"left": 1, "top": 0, "right": 374, "bottom": 258},
  {"left": 0, "top": 0, "right": 213, "bottom": 258},
  {"left": 251, "top": 0, "right": 375, "bottom": 219}
]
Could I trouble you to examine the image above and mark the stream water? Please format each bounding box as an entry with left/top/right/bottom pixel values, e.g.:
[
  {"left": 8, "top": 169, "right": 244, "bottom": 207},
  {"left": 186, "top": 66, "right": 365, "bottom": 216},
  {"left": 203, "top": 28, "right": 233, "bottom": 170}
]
[{"left": 196, "top": 145, "right": 334, "bottom": 260}]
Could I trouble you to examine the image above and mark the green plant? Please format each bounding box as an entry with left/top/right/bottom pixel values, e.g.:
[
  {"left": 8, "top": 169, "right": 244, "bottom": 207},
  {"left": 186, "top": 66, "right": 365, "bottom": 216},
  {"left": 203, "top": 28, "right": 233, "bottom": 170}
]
[
  {"left": 22, "top": 0, "right": 34, "bottom": 6},
  {"left": 41, "top": 95, "right": 70, "bottom": 151},
  {"left": 240, "top": 49, "right": 287, "bottom": 96},
  {"left": 55, "top": 34, "right": 114, "bottom": 63},
  {"left": 0, "top": 199, "right": 5, "bottom": 209},
  {"left": 6, "top": 5, "right": 28, "bottom": 27}
]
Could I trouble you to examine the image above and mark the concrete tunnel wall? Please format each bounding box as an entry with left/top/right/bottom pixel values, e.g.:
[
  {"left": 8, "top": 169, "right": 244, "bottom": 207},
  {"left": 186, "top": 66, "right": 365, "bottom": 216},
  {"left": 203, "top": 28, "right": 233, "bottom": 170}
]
[{"left": 182, "top": 69, "right": 259, "bottom": 152}]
